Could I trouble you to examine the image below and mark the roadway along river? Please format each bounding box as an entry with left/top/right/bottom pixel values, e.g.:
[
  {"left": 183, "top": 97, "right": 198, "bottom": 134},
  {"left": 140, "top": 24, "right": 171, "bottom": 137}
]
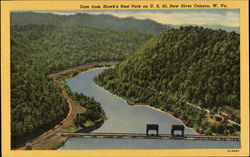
[{"left": 59, "top": 68, "right": 240, "bottom": 149}]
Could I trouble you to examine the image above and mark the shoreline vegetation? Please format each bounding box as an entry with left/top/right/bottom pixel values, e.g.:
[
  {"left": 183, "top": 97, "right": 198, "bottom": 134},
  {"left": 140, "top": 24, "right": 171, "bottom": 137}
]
[
  {"left": 94, "top": 81, "right": 206, "bottom": 134},
  {"left": 94, "top": 74, "right": 240, "bottom": 136},
  {"left": 95, "top": 84, "right": 198, "bottom": 133},
  {"left": 94, "top": 27, "right": 240, "bottom": 136},
  {"left": 95, "top": 79, "right": 240, "bottom": 136},
  {"left": 16, "top": 63, "right": 108, "bottom": 150},
  {"left": 95, "top": 77, "right": 233, "bottom": 136}
]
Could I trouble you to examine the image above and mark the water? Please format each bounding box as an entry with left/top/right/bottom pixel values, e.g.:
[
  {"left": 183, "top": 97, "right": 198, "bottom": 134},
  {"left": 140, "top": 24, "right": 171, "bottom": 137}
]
[
  {"left": 60, "top": 137, "right": 240, "bottom": 149},
  {"left": 59, "top": 68, "right": 240, "bottom": 149}
]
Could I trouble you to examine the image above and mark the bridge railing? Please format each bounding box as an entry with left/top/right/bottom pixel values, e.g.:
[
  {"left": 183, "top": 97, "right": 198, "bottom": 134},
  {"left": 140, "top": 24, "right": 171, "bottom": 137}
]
[{"left": 60, "top": 132, "right": 240, "bottom": 141}]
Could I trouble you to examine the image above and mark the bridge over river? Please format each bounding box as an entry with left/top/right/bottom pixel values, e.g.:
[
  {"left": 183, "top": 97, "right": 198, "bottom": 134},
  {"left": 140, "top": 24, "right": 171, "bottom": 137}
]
[{"left": 61, "top": 132, "right": 240, "bottom": 141}]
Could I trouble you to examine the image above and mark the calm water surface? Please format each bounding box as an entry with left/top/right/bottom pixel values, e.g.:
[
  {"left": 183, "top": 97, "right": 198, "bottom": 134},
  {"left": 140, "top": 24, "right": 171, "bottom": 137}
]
[{"left": 59, "top": 68, "right": 240, "bottom": 149}]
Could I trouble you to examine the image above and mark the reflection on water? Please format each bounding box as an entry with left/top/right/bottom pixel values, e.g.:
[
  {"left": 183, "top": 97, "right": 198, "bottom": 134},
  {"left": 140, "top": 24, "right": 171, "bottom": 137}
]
[{"left": 59, "top": 68, "right": 240, "bottom": 149}]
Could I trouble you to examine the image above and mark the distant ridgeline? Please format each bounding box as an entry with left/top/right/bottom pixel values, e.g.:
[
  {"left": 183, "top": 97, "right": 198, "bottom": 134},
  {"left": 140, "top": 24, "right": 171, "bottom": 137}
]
[
  {"left": 11, "top": 12, "right": 169, "bottom": 35},
  {"left": 95, "top": 26, "right": 240, "bottom": 134},
  {"left": 11, "top": 12, "right": 239, "bottom": 34},
  {"left": 10, "top": 23, "right": 150, "bottom": 148}
]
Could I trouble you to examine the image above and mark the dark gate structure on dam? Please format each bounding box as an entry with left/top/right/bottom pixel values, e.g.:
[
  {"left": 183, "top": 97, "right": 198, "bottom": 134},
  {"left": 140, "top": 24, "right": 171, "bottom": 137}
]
[
  {"left": 146, "top": 124, "right": 159, "bottom": 136},
  {"left": 171, "top": 125, "right": 185, "bottom": 137}
]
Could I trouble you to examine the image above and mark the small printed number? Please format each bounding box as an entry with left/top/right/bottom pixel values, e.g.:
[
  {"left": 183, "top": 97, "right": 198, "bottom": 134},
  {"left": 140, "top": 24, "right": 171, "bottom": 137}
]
[{"left": 227, "top": 150, "right": 240, "bottom": 152}]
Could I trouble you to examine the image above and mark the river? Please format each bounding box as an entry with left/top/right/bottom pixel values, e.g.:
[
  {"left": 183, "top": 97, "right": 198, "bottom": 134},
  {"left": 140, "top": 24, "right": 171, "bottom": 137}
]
[{"left": 59, "top": 68, "right": 240, "bottom": 149}]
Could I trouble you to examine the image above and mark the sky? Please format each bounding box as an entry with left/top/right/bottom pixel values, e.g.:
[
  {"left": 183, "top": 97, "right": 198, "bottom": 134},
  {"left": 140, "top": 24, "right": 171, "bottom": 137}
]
[{"left": 34, "top": 10, "right": 240, "bottom": 27}]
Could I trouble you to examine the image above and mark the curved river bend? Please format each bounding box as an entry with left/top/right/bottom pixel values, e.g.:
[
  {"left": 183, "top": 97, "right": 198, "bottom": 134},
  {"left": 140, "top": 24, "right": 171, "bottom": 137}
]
[{"left": 59, "top": 68, "right": 240, "bottom": 149}]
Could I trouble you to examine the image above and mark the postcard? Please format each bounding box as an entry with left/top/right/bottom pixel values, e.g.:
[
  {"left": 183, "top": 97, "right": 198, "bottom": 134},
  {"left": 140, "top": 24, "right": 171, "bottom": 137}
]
[{"left": 1, "top": 0, "right": 249, "bottom": 156}]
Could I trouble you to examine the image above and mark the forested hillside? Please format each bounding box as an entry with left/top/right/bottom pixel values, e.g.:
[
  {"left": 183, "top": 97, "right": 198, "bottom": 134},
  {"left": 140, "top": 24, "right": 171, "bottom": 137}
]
[
  {"left": 171, "top": 24, "right": 240, "bottom": 33},
  {"left": 11, "top": 25, "right": 150, "bottom": 148},
  {"left": 95, "top": 26, "right": 240, "bottom": 134},
  {"left": 11, "top": 12, "right": 169, "bottom": 35}
]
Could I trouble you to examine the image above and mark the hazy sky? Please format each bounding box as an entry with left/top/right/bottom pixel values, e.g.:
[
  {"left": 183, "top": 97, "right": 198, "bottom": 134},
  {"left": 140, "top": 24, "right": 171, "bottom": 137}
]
[{"left": 35, "top": 10, "right": 240, "bottom": 27}]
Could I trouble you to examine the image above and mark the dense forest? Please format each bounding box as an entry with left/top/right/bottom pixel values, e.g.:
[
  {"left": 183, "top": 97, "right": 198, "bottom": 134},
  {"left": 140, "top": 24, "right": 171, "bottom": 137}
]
[
  {"left": 95, "top": 26, "right": 240, "bottom": 134},
  {"left": 11, "top": 24, "right": 150, "bottom": 148}
]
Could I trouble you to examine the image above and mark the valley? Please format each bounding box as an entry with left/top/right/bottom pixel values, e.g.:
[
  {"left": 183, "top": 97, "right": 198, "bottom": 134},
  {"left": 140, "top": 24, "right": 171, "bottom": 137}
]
[{"left": 11, "top": 11, "right": 240, "bottom": 150}]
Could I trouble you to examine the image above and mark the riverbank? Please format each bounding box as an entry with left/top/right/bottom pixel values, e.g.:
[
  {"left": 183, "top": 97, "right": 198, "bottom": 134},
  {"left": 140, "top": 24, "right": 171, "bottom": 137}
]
[
  {"left": 94, "top": 82, "right": 199, "bottom": 134},
  {"left": 16, "top": 64, "right": 106, "bottom": 150},
  {"left": 95, "top": 70, "right": 241, "bottom": 136},
  {"left": 94, "top": 79, "right": 208, "bottom": 135}
]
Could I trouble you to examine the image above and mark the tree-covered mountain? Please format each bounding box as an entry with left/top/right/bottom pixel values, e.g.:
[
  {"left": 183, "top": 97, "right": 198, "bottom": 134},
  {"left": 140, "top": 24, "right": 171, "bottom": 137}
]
[
  {"left": 95, "top": 26, "right": 240, "bottom": 134},
  {"left": 11, "top": 24, "right": 150, "bottom": 148},
  {"left": 202, "top": 25, "right": 239, "bottom": 33},
  {"left": 171, "top": 24, "right": 239, "bottom": 33},
  {"left": 11, "top": 12, "right": 169, "bottom": 35}
]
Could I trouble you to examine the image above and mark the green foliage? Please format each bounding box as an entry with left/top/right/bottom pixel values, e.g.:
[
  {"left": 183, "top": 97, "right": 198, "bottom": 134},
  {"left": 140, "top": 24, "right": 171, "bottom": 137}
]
[
  {"left": 206, "top": 127, "right": 213, "bottom": 135},
  {"left": 11, "top": 63, "right": 68, "bottom": 148},
  {"left": 95, "top": 26, "right": 240, "bottom": 134},
  {"left": 11, "top": 24, "right": 149, "bottom": 148},
  {"left": 73, "top": 93, "right": 106, "bottom": 127}
]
